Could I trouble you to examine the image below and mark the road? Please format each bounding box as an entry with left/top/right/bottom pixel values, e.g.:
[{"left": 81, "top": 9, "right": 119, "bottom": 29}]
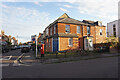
[
  {"left": 0, "top": 49, "right": 23, "bottom": 66},
  {"left": 1, "top": 50, "right": 119, "bottom": 78}
]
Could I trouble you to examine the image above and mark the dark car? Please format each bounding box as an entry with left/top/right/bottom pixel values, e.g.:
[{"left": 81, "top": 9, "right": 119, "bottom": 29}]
[
  {"left": 2, "top": 45, "right": 9, "bottom": 53},
  {"left": 21, "top": 45, "right": 30, "bottom": 53},
  {"left": 11, "top": 46, "right": 16, "bottom": 50},
  {"left": 16, "top": 46, "right": 21, "bottom": 49}
]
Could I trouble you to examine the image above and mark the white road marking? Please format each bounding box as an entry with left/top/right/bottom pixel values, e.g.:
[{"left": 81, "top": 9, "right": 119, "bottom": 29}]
[
  {"left": 9, "top": 55, "right": 12, "bottom": 60},
  {"left": 0, "top": 63, "right": 9, "bottom": 66},
  {"left": 13, "top": 53, "right": 25, "bottom": 64}
]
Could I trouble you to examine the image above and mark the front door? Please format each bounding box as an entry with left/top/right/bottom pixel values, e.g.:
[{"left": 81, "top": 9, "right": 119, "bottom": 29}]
[
  {"left": 53, "top": 38, "right": 59, "bottom": 52},
  {"left": 84, "top": 37, "right": 93, "bottom": 51}
]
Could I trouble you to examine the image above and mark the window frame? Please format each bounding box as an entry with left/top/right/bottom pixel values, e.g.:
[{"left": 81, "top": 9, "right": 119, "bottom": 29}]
[
  {"left": 113, "top": 24, "right": 116, "bottom": 37},
  {"left": 87, "top": 26, "right": 90, "bottom": 35},
  {"left": 50, "top": 27, "right": 52, "bottom": 35},
  {"left": 54, "top": 25, "right": 56, "bottom": 34},
  {"left": 77, "top": 26, "right": 80, "bottom": 34},
  {"left": 65, "top": 25, "right": 70, "bottom": 33},
  {"left": 69, "top": 38, "right": 73, "bottom": 46},
  {"left": 100, "top": 29, "right": 102, "bottom": 35}
]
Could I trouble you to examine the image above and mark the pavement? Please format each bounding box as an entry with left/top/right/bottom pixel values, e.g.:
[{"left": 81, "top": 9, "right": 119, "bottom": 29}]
[{"left": 20, "top": 50, "right": 120, "bottom": 64}]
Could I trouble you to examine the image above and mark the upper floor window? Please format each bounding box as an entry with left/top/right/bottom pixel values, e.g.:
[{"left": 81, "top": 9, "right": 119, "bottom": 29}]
[
  {"left": 100, "top": 29, "right": 102, "bottom": 35},
  {"left": 77, "top": 26, "right": 80, "bottom": 34},
  {"left": 98, "top": 22, "right": 102, "bottom": 26},
  {"left": 113, "top": 24, "right": 116, "bottom": 37},
  {"left": 107, "top": 32, "right": 109, "bottom": 37},
  {"left": 87, "top": 26, "right": 90, "bottom": 35},
  {"left": 54, "top": 25, "right": 56, "bottom": 34},
  {"left": 50, "top": 27, "right": 52, "bottom": 35},
  {"left": 69, "top": 38, "right": 73, "bottom": 46},
  {"left": 46, "top": 28, "right": 48, "bottom": 35},
  {"left": 66, "top": 25, "right": 70, "bottom": 33}
]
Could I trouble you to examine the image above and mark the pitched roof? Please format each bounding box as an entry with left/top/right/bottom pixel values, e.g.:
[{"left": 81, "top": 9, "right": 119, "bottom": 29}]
[
  {"left": 58, "top": 18, "right": 89, "bottom": 25},
  {"left": 83, "top": 20, "right": 95, "bottom": 24},
  {"left": 58, "top": 13, "right": 70, "bottom": 19},
  {"left": 46, "top": 13, "right": 89, "bottom": 29}
]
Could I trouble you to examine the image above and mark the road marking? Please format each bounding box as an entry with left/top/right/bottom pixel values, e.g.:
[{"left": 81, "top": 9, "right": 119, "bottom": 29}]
[
  {"left": 13, "top": 53, "right": 25, "bottom": 64},
  {"left": 9, "top": 55, "right": 12, "bottom": 60},
  {"left": 0, "top": 64, "right": 9, "bottom": 66}
]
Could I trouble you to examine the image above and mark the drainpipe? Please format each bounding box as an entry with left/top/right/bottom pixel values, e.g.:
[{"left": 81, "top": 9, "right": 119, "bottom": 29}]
[{"left": 82, "top": 25, "right": 84, "bottom": 50}]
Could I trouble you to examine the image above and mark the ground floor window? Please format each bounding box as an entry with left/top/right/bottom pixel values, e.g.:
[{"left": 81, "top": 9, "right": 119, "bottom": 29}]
[
  {"left": 86, "top": 39, "right": 88, "bottom": 47},
  {"left": 69, "top": 38, "right": 73, "bottom": 46},
  {"left": 49, "top": 39, "right": 50, "bottom": 47}
]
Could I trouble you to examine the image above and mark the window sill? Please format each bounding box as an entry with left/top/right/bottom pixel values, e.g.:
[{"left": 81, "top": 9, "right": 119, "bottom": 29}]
[{"left": 68, "top": 45, "right": 73, "bottom": 47}]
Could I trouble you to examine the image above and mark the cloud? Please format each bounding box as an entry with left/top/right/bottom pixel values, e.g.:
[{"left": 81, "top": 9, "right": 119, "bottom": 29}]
[
  {"left": 60, "top": 7, "right": 69, "bottom": 12},
  {"left": 33, "top": 2, "right": 43, "bottom": 6},
  {"left": 1, "top": 0, "right": 17, "bottom": 2},
  {"left": 80, "top": 11, "right": 85, "bottom": 14},
  {"left": 63, "top": 5, "right": 72, "bottom": 8},
  {"left": 0, "top": 3, "right": 9, "bottom": 8},
  {"left": 72, "top": 0, "right": 119, "bottom": 21},
  {"left": 1, "top": 5, "right": 53, "bottom": 43}
]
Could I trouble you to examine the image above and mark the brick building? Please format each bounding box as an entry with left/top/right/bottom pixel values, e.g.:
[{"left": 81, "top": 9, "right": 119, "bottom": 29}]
[{"left": 43, "top": 13, "right": 106, "bottom": 52}]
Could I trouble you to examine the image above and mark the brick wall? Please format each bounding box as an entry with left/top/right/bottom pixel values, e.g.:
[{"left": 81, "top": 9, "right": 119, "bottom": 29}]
[
  {"left": 45, "top": 22, "right": 106, "bottom": 52},
  {"left": 59, "top": 37, "right": 78, "bottom": 51}
]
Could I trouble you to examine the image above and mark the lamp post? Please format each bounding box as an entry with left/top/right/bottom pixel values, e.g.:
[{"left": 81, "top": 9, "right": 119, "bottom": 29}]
[{"left": 35, "top": 35, "right": 38, "bottom": 58}]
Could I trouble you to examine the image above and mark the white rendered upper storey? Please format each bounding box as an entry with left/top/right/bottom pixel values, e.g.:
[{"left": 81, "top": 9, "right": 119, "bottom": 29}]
[{"left": 107, "top": 19, "right": 120, "bottom": 39}]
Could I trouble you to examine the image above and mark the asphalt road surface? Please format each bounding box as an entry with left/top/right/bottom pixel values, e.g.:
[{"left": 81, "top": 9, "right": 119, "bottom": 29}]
[
  {"left": 0, "top": 49, "right": 24, "bottom": 66},
  {"left": 2, "top": 54, "right": 119, "bottom": 78}
]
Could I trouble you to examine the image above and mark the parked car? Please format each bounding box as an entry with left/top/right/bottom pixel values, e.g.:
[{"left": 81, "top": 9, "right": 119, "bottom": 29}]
[
  {"left": 21, "top": 45, "right": 30, "bottom": 53},
  {"left": 16, "top": 46, "right": 21, "bottom": 49},
  {"left": 2, "top": 45, "right": 9, "bottom": 53},
  {"left": 11, "top": 46, "right": 16, "bottom": 50},
  {"left": 1, "top": 41, "right": 9, "bottom": 53}
]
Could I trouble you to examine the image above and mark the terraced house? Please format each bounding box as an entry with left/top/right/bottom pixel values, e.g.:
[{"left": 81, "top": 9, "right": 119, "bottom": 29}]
[{"left": 43, "top": 13, "right": 106, "bottom": 52}]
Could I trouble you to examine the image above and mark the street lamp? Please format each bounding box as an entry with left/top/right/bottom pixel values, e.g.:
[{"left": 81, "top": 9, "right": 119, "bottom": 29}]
[{"left": 35, "top": 35, "right": 38, "bottom": 58}]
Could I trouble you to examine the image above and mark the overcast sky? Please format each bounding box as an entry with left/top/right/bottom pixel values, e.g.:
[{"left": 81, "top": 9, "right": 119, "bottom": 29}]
[{"left": 0, "top": 0, "right": 119, "bottom": 43}]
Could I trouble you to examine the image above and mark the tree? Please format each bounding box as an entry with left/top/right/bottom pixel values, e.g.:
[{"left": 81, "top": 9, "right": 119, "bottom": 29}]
[
  {"left": 6, "top": 41, "right": 12, "bottom": 45},
  {"left": 19, "top": 42, "right": 22, "bottom": 45}
]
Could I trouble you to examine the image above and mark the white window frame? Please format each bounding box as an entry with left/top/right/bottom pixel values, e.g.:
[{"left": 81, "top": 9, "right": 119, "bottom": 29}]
[
  {"left": 46, "top": 28, "right": 48, "bottom": 35},
  {"left": 100, "top": 29, "right": 102, "bottom": 35},
  {"left": 77, "top": 26, "right": 80, "bottom": 34},
  {"left": 98, "top": 22, "right": 102, "bottom": 26},
  {"left": 50, "top": 27, "right": 52, "bottom": 35},
  {"left": 54, "top": 25, "right": 56, "bottom": 34},
  {"left": 87, "top": 26, "right": 90, "bottom": 34},
  {"left": 66, "top": 25, "right": 70, "bottom": 33},
  {"left": 69, "top": 38, "right": 73, "bottom": 46}
]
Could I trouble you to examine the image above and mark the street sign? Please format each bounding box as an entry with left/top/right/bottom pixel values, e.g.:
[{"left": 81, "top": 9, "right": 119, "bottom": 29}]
[{"left": 32, "top": 38, "right": 35, "bottom": 41}]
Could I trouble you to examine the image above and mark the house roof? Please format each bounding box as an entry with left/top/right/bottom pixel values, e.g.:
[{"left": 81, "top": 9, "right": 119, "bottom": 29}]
[
  {"left": 58, "top": 18, "right": 89, "bottom": 25},
  {"left": 46, "top": 13, "right": 90, "bottom": 29},
  {"left": 58, "top": 13, "right": 70, "bottom": 19},
  {"left": 83, "top": 20, "right": 95, "bottom": 24}
]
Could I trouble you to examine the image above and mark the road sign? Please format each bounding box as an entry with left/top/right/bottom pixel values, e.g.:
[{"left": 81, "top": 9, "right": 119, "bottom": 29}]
[{"left": 32, "top": 38, "right": 35, "bottom": 41}]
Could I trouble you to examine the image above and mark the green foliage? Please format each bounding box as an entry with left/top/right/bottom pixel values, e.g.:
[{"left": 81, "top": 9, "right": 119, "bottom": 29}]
[{"left": 6, "top": 41, "right": 12, "bottom": 45}]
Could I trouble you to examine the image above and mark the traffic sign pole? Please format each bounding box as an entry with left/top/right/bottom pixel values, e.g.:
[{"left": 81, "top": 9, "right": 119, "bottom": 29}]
[{"left": 35, "top": 36, "right": 38, "bottom": 58}]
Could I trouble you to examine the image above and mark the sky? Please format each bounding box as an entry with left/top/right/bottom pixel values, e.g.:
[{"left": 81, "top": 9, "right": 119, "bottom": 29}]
[{"left": 0, "top": 0, "right": 119, "bottom": 43}]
